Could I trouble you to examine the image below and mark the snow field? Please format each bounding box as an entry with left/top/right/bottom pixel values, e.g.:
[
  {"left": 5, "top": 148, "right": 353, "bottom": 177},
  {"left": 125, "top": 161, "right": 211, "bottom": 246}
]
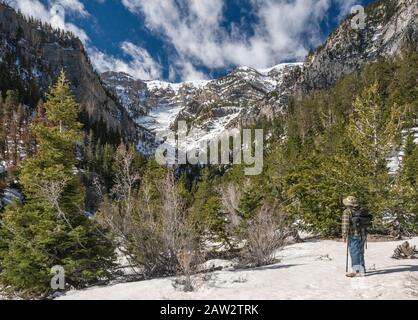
[{"left": 57, "top": 237, "right": 418, "bottom": 300}]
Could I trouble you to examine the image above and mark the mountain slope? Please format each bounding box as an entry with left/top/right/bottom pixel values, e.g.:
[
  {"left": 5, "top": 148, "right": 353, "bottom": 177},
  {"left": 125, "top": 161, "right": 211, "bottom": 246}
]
[
  {"left": 103, "top": 63, "right": 303, "bottom": 151},
  {"left": 103, "top": 0, "right": 418, "bottom": 155},
  {"left": 0, "top": 3, "right": 139, "bottom": 141},
  {"left": 299, "top": 0, "right": 418, "bottom": 93}
]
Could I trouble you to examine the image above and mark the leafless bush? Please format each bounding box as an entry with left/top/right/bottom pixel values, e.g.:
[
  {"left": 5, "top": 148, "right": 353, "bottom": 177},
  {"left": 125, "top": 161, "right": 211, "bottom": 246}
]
[
  {"left": 95, "top": 146, "right": 203, "bottom": 286},
  {"left": 98, "top": 165, "right": 202, "bottom": 285},
  {"left": 111, "top": 144, "right": 140, "bottom": 227},
  {"left": 219, "top": 184, "right": 242, "bottom": 229},
  {"left": 175, "top": 244, "right": 201, "bottom": 292},
  {"left": 134, "top": 172, "right": 202, "bottom": 290},
  {"left": 33, "top": 176, "right": 72, "bottom": 228},
  {"left": 216, "top": 183, "right": 245, "bottom": 250},
  {"left": 160, "top": 173, "right": 202, "bottom": 290},
  {"left": 95, "top": 145, "right": 144, "bottom": 277},
  {"left": 240, "top": 203, "right": 288, "bottom": 267},
  {"left": 97, "top": 146, "right": 138, "bottom": 235}
]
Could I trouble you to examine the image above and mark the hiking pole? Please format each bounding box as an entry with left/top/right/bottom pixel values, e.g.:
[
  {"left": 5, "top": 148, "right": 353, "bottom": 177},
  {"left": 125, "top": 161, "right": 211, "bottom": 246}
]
[
  {"left": 363, "top": 237, "right": 367, "bottom": 274},
  {"left": 345, "top": 237, "right": 349, "bottom": 273}
]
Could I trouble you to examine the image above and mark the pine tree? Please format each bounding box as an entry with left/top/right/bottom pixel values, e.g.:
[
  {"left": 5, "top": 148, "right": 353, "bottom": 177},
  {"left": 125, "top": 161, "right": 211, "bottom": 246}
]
[
  {"left": 401, "top": 132, "right": 418, "bottom": 187},
  {"left": 238, "top": 181, "right": 263, "bottom": 220},
  {"left": 387, "top": 132, "right": 418, "bottom": 236},
  {"left": 348, "top": 81, "right": 403, "bottom": 176},
  {"left": 346, "top": 81, "right": 406, "bottom": 231},
  {"left": 0, "top": 71, "right": 115, "bottom": 297},
  {"left": 190, "top": 169, "right": 226, "bottom": 241}
]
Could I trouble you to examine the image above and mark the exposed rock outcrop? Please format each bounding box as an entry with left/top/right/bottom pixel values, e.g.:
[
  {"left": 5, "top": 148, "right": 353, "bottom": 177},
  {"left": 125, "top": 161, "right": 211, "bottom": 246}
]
[
  {"left": 0, "top": 3, "right": 139, "bottom": 141},
  {"left": 299, "top": 0, "right": 418, "bottom": 93}
]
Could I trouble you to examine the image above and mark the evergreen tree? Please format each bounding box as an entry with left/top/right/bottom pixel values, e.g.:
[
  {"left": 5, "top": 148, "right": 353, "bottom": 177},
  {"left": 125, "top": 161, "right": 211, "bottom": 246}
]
[
  {"left": 346, "top": 81, "right": 405, "bottom": 231},
  {"left": 190, "top": 169, "right": 226, "bottom": 241},
  {"left": 348, "top": 81, "right": 403, "bottom": 176},
  {"left": 387, "top": 132, "right": 418, "bottom": 236},
  {"left": 238, "top": 181, "right": 263, "bottom": 220},
  {"left": 0, "top": 71, "right": 115, "bottom": 297},
  {"left": 400, "top": 132, "right": 418, "bottom": 187}
]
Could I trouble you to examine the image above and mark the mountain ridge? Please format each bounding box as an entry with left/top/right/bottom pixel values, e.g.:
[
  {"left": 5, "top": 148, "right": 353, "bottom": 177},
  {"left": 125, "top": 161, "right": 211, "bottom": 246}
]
[
  {"left": 0, "top": 2, "right": 140, "bottom": 143},
  {"left": 103, "top": 0, "right": 418, "bottom": 154}
]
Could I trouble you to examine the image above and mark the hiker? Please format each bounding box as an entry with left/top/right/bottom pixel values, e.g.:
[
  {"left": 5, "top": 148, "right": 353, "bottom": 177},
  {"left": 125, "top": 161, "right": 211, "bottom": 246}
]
[{"left": 342, "top": 196, "right": 372, "bottom": 278}]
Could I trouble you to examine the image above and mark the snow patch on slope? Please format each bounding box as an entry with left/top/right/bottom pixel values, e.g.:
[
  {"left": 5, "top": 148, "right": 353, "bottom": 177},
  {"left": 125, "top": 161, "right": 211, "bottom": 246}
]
[
  {"left": 256, "top": 62, "right": 304, "bottom": 75},
  {"left": 145, "top": 79, "right": 210, "bottom": 94},
  {"left": 136, "top": 103, "right": 183, "bottom": 135}
]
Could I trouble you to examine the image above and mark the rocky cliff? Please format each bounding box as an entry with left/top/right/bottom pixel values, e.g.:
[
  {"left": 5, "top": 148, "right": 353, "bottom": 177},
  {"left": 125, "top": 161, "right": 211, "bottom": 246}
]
[
  {"left": 299, "top": 0, "right": 418, "bottom": 93},
  {"left": 6, "top": 0, "right": 410, "bottom": 157},
  {"left": 103, "top": 0, "right": 418, "bottom": 155},
  {"left": 0, "top": 3, "right": 139, "bottom": 141},
  {"left": 102, "top": 63, "right": 303, "bottom": 151}
]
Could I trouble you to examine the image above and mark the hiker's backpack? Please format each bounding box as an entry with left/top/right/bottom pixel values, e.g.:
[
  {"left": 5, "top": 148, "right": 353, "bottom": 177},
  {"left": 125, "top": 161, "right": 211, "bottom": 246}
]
[{"left": 350, "top": 207, "right": 373, "bottom": 234}]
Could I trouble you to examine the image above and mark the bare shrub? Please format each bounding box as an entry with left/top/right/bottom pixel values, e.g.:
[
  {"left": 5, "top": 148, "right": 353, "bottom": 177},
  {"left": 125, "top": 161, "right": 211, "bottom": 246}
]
[
  {"left": 95, "top": 146, "right": 202, "bottom": 287},
  {"left": 111, "top": 144, "right": 140, "bottom": 228},
  {"left": 97, "top": 145, "right": 139, "bottom": 239},
  {"left": 95, "top": 145, "right": 141, "bottom": 275},
  {"left": 98, "top": 164, "right": 202, "bottom": 287},
  {"left": 240, "top": 203, "right": 288, "bottom": 267},
  {"left": 33, "top": 176, "right": 72, "bottom": 228},
  {"left": 219, "top": 183, "right": 242, "bottom": 229},
  {"left": 216, "top": 183, "right": 244, "bottom": 250},
  {"left": 175, "top": 245, "right": 201, "bottom": 292},
  {"left": 160, "top": 173, "right": 202, "bottom": 290}
]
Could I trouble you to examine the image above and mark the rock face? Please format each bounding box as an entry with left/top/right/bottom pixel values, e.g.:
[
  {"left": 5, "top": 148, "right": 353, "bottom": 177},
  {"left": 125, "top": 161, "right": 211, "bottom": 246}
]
[
  {"left": 299, "top": 0, "right": 418, "bottom": 93},
  {"left": 102, "top": 63, "right": 303, "bottom": 150},
  {"left": 104, "top": 0, "right": 418, "bottom": 154},
  {"left": 175, "top": 64, "right": 303, "bottom": 129},
  {"left": 0, "top": 3, "right": 138, "bottom": 141},
  {"left": 3, "top": 0, "right": 414, "bottom": 156}
]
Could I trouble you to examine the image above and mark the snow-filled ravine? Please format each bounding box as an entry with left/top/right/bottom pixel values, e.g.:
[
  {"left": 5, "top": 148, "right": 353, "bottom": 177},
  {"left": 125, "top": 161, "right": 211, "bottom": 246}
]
[{"left": 56, "top": 237, "right": 418, "bottom": 300}]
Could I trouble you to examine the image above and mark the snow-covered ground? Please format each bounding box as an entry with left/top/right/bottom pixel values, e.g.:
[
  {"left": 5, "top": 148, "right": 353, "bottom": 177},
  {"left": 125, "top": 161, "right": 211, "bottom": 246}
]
[
  {"left": 57, "top": 237, "right": 418, "bottom": 300},
  {"left": 145, "top": 79, "right": 210, "bottom": 94},
  {"left": 136, "top": 103, "right": 184, "bottom": 135},
  {"left": 256, "top": 62, "right": 304, "bottom": 76}
]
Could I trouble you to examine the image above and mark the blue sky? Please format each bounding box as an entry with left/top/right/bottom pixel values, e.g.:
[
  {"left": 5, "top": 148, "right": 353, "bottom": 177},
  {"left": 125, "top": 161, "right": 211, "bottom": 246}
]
[{"left": 9, "top": 0, "right": 374, "bottom": 82}]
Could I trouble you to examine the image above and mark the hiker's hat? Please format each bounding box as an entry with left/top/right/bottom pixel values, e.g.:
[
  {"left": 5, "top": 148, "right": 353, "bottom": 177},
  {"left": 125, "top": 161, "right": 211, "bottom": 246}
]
[{"left": 343, "top": 196, "right": 358, "bottom": 207}]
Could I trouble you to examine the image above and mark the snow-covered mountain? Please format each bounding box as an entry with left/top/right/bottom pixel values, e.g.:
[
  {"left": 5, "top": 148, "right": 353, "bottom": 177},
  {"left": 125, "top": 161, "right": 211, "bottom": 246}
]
[
  {"left": 103, "top": 0, "right": 418, "bottom": 156},
  {"left": 0, "top": 3, "right": 139, "bottom": 141},
  {"left": 299, "top": 0, "right": 418, "bottom": 92},
  {"left": 102, "top": 63, "right": 303, "bottom": 152},
  {"left": 1, "top": 0, "right": 417, "bottom": 157}
]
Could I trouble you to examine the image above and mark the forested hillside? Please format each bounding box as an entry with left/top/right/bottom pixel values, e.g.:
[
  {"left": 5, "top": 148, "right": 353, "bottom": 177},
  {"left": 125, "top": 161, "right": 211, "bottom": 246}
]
[{"left": 0, "top": 0, "right": 417, "bottom": 298}]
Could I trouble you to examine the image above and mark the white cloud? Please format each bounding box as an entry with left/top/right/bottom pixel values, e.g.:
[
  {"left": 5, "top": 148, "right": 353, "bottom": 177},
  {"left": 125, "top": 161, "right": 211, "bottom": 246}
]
[
  {"left": 8, "top": 0, "right": 162, "bottom": 80},
  {"left": 174, "top": 60, "right": 209, "bottom": 81},
  {"left": 51, "top": 0, "right": 89, "bottom": 17},
  {"left": 8, "top": 0, "right": 360, "bottom": 81},
  {"left": 8, "top": 0, "right": 90, "bottom": 43},
  {"left": 121, "top": 0, "right": 356, "bottom": 80},
  {"left": 335, "top": 0, "right": 358, "bottom": 21},
  {"left": 90, "top": 42, "right": 163, "bottom": 80}
]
